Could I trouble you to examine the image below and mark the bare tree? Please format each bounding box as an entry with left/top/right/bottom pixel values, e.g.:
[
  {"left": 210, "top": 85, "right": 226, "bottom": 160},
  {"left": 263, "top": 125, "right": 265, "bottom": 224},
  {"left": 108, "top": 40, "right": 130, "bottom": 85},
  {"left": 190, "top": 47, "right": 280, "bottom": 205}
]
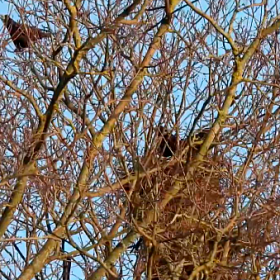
[{"left": 0, "top": 0, "right": 280, "bottom": 279}]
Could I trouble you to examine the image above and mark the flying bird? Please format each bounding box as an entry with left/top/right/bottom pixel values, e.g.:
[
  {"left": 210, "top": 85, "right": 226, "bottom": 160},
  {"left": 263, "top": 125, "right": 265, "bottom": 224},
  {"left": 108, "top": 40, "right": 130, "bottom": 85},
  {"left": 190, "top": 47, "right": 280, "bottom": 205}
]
[{"left": 0, "top": 15, "right": 52, "bottom": 51}]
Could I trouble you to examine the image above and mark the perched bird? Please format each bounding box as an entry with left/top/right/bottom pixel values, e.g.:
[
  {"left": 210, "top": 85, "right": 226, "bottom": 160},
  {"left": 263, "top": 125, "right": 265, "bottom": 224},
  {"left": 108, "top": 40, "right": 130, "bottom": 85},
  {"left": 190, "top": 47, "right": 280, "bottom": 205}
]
[
  {"left": 0, "top": 15, "right": 52, "bottom": 51},
  {"left": 158, "top": 126, "right": 180, "bottom": 157},
  {"left": 157, "top": 126, "right": 212, "bottom": 158}
]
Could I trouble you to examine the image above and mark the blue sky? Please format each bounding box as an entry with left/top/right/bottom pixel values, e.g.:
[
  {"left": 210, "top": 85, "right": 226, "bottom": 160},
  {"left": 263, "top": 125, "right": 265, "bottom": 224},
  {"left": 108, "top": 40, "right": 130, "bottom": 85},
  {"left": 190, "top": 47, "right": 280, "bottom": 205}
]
[{"left": 0, "top": 2, "right": 9, "bottom": 18}]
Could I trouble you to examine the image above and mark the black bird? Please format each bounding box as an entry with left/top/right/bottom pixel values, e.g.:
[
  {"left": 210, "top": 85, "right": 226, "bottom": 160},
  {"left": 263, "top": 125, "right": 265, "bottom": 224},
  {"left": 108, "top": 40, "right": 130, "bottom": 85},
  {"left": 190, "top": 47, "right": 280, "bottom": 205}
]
[
  {"left": 157, "top": 126, "right": 212, "bottom": 158},
  {"left": 0, "top": 15, "right": 52, "bottom": 51},
  {"left": 158, "top": 126, "right": 181, "bottom": 157}
]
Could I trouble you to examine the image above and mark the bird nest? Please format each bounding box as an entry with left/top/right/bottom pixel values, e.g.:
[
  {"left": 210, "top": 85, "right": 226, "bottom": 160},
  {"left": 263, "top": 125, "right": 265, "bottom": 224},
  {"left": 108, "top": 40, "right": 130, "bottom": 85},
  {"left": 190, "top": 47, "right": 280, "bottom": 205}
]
[{"left": 119, "top": 152, "right": 231, "bottom": 280}]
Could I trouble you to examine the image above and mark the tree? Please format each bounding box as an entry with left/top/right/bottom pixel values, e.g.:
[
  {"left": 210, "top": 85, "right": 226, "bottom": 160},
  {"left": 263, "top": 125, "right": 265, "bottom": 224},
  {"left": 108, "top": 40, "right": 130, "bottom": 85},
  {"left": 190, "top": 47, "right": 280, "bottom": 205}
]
[{"left": 0, "top": 0, "right": 280, "bottom": 279}]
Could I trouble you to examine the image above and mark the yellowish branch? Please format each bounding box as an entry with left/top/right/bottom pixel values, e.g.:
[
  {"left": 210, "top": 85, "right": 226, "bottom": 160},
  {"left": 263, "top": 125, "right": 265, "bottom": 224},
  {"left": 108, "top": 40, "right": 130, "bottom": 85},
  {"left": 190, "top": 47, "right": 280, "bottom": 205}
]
[{"left": 183, "top": 0, "right": 238, "bottom": 54}]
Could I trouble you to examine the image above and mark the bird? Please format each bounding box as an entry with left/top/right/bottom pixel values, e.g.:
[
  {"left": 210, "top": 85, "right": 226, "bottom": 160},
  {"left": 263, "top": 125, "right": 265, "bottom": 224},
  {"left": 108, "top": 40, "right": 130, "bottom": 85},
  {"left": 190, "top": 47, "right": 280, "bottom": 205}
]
[
  {"left": 158, "top": 126, "right": 179, "bottom": 157},
  {"left": 157, "top": 126, "right": 212, "bottom": 158},
  {"left": 0, "top": 15, "right": 52, "bottom": 51}
]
